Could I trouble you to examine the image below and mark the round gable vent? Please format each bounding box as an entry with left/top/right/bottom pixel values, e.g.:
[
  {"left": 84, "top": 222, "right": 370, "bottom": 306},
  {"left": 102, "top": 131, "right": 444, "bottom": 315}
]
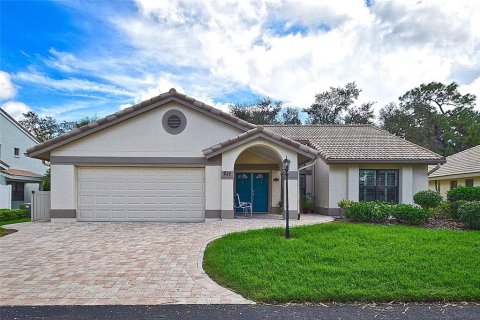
[{"left": 162, "top": 109, "right": 187, "bottom": 134}]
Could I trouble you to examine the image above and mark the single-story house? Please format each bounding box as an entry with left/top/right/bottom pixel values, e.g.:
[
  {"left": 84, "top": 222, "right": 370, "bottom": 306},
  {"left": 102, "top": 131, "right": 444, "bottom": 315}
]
[
  {"left": 26, "top": 89, "right": 445, "bottom": 222},
  {"left": 1, "top": 108, "right": 46, "bottom": 209},
  {"left": 429, "top": 145, "right": 480, "bottom": 198}
]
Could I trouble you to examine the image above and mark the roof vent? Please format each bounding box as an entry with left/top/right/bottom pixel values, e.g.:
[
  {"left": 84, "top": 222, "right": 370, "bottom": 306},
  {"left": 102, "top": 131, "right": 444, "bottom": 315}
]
[{"left": 167, "top": 115, "right": 181, "bottom": 129}]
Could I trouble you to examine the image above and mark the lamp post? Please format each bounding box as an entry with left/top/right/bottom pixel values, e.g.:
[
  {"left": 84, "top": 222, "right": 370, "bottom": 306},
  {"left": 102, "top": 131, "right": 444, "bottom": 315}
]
[{"left": 283, "top": 156, "right": 291, "bottom": 239}]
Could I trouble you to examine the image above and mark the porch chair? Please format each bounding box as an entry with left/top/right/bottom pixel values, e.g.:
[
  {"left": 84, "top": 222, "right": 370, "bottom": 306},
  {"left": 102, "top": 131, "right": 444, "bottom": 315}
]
[{"left": 234, "top": 193, "right": 252, "bottom": 218}]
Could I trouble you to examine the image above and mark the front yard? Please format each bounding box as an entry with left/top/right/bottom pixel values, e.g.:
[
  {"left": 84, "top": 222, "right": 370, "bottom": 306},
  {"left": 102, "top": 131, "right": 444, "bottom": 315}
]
[{"left": 203, "top": 222, "right": 480, "bottom": 303}]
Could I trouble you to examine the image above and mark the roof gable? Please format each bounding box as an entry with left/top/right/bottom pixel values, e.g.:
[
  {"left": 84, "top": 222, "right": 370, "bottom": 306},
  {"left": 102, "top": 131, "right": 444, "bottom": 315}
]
[
  {"left": 203, "top": 126, "right": 319, "bottom": 159},
  {"left": 0, "top": 108, "right": 39, "bottom": 143},
  {"left": 27, "top": 89, "right": 256, "bottom": 160}
]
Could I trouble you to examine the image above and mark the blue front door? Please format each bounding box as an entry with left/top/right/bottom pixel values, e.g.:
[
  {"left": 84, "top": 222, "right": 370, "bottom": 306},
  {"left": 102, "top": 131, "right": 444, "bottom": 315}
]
[{"left": 235, "top": 172, "right": 269, "bottom": 213}]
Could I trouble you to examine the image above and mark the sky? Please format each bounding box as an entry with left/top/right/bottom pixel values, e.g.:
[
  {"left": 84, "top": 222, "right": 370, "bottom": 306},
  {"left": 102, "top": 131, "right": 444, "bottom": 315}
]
[{"left": 1, "top": 0, "right": 479, "bottom": 121}]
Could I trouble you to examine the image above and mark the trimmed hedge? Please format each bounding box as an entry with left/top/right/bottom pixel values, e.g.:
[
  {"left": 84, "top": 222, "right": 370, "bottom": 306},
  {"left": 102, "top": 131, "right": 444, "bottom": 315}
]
[
  {"left": 413, "top": 190, "right": 442, "bottom": 209},
  {"left": 344, "top": 201, "right": 392, "bottom": 222},
  {"left": 447, "top": 186, "right": 480, "bottom": 202},
  {"left": 0, "top": 209, "right": 29, "bottom": 221},
  {"left": 449, "top": 200, "right": 469, "bottom": 220},
  {"left": 458, "top": 201, "right": 480, "bottom": 230},
  {"left": 391, "top": 204, "right": 430, "bottom": 225}
]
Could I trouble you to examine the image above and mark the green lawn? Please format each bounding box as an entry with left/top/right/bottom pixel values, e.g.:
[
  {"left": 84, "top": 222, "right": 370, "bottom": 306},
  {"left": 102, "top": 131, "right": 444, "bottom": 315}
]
[
  {"left": 203, "top": 222, "right": 480, "bottom": 303},
  {"left": 0, "top": 217, "right": 30, "bottom": 237}
]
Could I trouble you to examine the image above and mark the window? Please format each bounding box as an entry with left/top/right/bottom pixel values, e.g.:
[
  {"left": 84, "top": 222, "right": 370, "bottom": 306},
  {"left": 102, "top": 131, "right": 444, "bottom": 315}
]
[
  {"left": 434, "top": 180, "right": 441, "bottom": 193},
  {"left": 359, "top": 169, "right": 399, "bottom": 203},
  {"left": 450, "top": 180, "right": 458, "bottom": 189},
  {"left": 8, "top": 182, "right": 24, "bottom": 201},
  {"left": 14, "top": 147, "right": 20, "bottom": 157},
  {"left": 465, "top": 179, "right": 474, "bottom": 187}
]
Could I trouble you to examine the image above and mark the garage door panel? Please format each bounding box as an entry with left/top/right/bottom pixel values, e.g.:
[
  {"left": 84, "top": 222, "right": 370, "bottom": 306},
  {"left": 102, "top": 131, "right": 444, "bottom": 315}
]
[{"left": 77, "top": 167, "right": 205, "bottom": 222}]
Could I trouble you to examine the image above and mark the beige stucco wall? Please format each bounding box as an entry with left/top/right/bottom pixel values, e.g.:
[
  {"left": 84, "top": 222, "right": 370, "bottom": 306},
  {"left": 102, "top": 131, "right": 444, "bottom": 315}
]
[
  {"left": 429, "top": 175, "right": 480, "bottom": 199},
  {"left": 51, "top": 102, "right": 242, "bottom": 158},
  {"left": 314, "top": 162, "right": 430, "bottom": 212},
  {"left": 51, "top": 164, "right": 76, "bottom": 210},
  {"left": 205, "top": 165, "right": 221, "bottom": 211}
]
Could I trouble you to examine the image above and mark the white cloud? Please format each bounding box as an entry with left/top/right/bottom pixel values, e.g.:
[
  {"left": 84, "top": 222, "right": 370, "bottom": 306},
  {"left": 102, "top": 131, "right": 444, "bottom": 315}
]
[
  {"left": 1, "top": 101, "right": 31, "bottom": 120},
  {"left": 0, "top": 71, "right": 17, "bottom": 100},
  {"left": 109, "top": 0, "right": 480, "bottom": 109},
  {"left": 14, "top": 71, "right": 137, "bottom": 97}
]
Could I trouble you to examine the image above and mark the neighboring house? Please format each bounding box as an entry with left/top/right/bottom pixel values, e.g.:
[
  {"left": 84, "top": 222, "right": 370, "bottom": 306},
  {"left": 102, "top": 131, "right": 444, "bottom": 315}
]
[
  {"left": 428, "top": 145, "right": 480, "bottom": 199},
  {"left": 0, "top": 108, "right": 46, "bottom": 208},
  {"left": 26, "top": 89, "right": 445, "bottom": 222}
]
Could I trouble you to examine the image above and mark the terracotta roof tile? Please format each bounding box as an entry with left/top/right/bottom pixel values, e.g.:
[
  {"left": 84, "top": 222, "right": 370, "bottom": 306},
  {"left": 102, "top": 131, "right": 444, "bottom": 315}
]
[{"left": 2, "top": 168, "right": 42, "bottom": 178}]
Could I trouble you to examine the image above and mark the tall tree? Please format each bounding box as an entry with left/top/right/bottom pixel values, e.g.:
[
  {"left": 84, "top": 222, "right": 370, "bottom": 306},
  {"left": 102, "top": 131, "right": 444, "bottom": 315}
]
[
  {"left": 229, "top": 97, "right": 282, "bottom": 124},
  {"left": 380, "top": 82, "right": 479, "bottom": 156},
  {"left": 19, "top": 112, "right": 97, "bottom": 142},
  {"left": 305, "top": 82, "right": 375, "bottom": 124},
  {"left": 281, "top": 107, "right": 302, "bottom": 124},
  {"left": 344, "top": 102, "right": 375, "bottom": 124}
]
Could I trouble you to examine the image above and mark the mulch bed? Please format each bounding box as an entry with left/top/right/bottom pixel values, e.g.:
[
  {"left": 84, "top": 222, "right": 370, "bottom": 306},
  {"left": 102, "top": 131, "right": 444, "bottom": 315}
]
[{"left": 333, "top": 217, "right": 467, "bottom": 230}]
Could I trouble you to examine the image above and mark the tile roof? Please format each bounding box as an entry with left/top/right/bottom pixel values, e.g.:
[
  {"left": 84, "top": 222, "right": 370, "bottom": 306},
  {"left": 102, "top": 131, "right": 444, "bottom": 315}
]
[
  {"left": 429, "top": 145, "right": 480, "bottom": 178},
  {"left": 202, "top": 126, "right": 319, "bottom": 158},
  {"left": 1, "top": 168, "right": 42, "bottom": 178},
  {"left": 265, "top": 125, "right": 445, "bottom": 164},
  {"left": 27, "top": 88, "right": 256, "bottom": 160}
]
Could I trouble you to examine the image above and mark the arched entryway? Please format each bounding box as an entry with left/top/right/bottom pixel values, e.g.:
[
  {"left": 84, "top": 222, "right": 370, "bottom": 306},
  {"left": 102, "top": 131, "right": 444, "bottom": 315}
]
[{"left": 234, "top": 145, "right": 283, "bottom": 215}]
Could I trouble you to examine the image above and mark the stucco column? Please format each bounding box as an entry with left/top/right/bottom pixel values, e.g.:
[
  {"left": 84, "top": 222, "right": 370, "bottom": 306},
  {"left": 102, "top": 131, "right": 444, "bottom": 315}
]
[
  {"left": 400, "top": 165, "right": 413, "bottom": 204},
  {"left": 50, "top": 164, "right": 77, "bottom": 220},
  {"left": 347, "top": 164, "right": 359, "bottom": 201},
  {"left": 220, "top": 174, "right": 235, "bottom": 219}
]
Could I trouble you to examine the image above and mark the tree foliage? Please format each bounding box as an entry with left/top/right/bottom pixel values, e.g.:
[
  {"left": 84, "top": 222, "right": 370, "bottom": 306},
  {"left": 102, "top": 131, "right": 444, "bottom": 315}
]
[
  {"left": 19, "top": 111, "right": 97, "bottom": 142},
  {"left": 281, "top": 107, "right": 302, "bottom": 124},
  {"left": 229, "top": 98, "right": 284, "bottom": 125},
  {"left": 380, "top": 82, "right": 479, "bottom": 156},
  {"left": 305, "top": 82, "right": 375, "bottom": 124}
]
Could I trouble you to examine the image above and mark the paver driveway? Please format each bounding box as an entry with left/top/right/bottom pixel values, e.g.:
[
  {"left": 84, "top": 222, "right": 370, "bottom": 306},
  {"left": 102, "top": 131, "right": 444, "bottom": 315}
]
[{"left": 0, "top": 215, "right": 332, "bottom": 306}]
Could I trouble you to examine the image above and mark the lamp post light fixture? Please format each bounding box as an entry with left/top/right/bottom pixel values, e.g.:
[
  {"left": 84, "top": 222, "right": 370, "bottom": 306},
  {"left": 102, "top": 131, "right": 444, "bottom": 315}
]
[{"left": 283, "top": 156, "right": 291, "bottom": 239}]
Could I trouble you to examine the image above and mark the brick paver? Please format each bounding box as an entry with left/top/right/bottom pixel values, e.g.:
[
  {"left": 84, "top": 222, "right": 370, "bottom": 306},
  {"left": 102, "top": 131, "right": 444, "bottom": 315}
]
[{"left": 0, "top": 214, "right": 332, "bottom": 306}]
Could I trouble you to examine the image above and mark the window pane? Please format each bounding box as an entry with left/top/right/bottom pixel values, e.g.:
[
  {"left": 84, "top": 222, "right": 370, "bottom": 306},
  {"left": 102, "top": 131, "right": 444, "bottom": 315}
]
[
  {"left": 465, "top": 179, "right": 474, "bottom": 187},
  {"left": 360, "top": 170, "right": 376, "bottom": 186},
  {"left": 360, "top": 187, "right": 376, "bottom": 202}
]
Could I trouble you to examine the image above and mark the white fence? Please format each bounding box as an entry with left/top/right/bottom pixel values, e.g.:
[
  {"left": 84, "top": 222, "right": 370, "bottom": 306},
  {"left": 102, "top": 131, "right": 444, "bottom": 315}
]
[
  {"left": 0, "top": 185, "right": 12, "bottom": 209},
  {"left": 31, "top": 191, "right": 51, "bottom": 221}
]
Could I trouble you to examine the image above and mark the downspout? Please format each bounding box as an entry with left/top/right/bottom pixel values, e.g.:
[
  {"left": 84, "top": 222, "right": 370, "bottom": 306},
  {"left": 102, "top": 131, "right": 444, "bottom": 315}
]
[{"left": 298, "top": 157, "right": 317, "bottom": 172}]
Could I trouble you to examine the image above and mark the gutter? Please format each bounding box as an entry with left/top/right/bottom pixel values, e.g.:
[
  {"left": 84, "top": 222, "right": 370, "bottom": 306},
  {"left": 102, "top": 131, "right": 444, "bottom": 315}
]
[
  {"left": 428, "top": 164, "right": 441, "bottom": 175},
  {"left": 298, "top": 158, "right": 317, "bottom": 171}
]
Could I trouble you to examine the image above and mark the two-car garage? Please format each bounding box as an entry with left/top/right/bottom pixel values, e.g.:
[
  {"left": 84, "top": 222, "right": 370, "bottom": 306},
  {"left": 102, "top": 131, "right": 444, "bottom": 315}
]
[{"left": 77, "top": 167, "right": 205, "bottom": 222}]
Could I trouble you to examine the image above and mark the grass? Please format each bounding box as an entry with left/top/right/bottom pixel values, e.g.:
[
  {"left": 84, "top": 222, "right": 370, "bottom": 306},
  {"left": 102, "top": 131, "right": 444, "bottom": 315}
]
[
  {"left": 203, "top": 222, "right": 480, "bottom": 303},
  {"left": 0, "top": 217, "right": 30, "bottom": 237}
]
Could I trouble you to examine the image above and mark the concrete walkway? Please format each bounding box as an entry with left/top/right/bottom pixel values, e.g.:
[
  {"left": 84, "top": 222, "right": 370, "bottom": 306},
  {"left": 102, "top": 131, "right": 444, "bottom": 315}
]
[{"left": 0, "top": 214, "right": 332, "bottom": 306}]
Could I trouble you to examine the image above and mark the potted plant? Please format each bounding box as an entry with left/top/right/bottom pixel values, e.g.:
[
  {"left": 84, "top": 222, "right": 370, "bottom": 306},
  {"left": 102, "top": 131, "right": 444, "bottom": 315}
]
[{"left": 301, "top": 194, "right": 316, "bottom": 213}]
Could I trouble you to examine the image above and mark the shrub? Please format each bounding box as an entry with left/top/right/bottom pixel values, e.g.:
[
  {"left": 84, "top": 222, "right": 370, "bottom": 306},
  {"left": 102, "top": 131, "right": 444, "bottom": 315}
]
[
  {"left": 413, "top": 190, "right": 443, "bottom": 209},
  {"left": 449, "top": 200, "right": 469, "bottom": 220},
  {"left": 447, "top": 186, "right": 480, "bottom": 202},
  {"left": 344, "top": 201, "right": 390, "bottom": 222},
  {"left": 0, "top": 209, "right": 29, "bottom": 221},
  {"left": 431, "top": 201, "right": 451, "bottom": 220},
  {"left": 391, "top": 204, "right": 430, "bottom": 225},
  {"left": 458, "top": 201, "right": 480, "bottom": 230},
  {"left": 338, "top": 199, "right": 355, "bottom": 210}
]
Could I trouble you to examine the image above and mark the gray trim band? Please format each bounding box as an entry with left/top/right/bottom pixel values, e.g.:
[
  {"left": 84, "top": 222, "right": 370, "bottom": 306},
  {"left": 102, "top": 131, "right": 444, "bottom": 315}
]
[
  {"left": 205, "top": 210, "right": 221, "bottom": 218},
  {"left": 50, "top": 156, "right": 221, "bottom": 166},
  {"left": 286, "top": 171, "right": 299, "bottom": 179},
  {"left": 221, "top": 210, "right": 234, "bottom": 219},
  {"left": 50, "top": 209, "right": 77, "bottom": 218},
  {"left": 327, "top": 159, "right": 446, "bottom": 164},
  {"left": 316, "top": 207, "right": 344, "bottom": 216}
]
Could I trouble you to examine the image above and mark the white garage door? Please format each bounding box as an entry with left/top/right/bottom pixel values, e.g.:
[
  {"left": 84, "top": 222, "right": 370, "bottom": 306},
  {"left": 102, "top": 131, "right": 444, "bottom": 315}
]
[{"left": 77, "top": 167, "right": 205, "bottom": 222}]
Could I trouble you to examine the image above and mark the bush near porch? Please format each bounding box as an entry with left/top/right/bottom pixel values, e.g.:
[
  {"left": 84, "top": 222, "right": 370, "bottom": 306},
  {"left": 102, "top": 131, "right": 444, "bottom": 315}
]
[{"left": 203, "top": 223, "right": 480, "bottom": 303}]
